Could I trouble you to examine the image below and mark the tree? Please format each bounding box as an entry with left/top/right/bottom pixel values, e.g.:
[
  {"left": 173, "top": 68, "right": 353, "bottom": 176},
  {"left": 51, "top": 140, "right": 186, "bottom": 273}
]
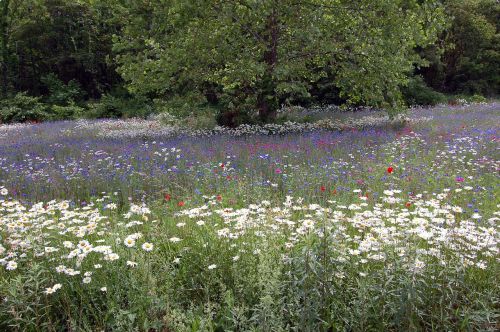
[
  {"left": 114, "top": 0, "right": 446, "bottom": 123},
  {"left": 0, "top": 0, "right": 121, "bottom": 100},
  {"left": 419, "top": 0, "right": 499, "bottom": 95},
  {"left": 0, "top": 0, "right": 11, "bottom": 97}
]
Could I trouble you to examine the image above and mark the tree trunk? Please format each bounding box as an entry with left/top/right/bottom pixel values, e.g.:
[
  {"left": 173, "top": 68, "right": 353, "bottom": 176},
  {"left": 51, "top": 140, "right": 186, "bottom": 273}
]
[
  {"left": 0, "top": 0, "right": 10, "bottom": 97},
  {"left": 258, "top": 7, "right": 278, "bottom": 123}
]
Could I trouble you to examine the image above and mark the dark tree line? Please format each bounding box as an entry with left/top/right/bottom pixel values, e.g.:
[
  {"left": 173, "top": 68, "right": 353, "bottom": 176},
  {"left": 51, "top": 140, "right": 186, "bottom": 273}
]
[
  {"left": 0, "top": 0, "right": 498, "bottom": 124},
  {"left": 0, "top": 0, "right": 121, "bottom": 100}
]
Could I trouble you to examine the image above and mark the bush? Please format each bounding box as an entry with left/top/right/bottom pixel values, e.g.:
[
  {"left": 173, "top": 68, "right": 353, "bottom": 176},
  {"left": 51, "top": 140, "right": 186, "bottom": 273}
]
[
  {"left": 153, "top": 97, "right": 198, "bottom": 118},
  {"left": 184, "top": 112, "right": 217, "bottom": 130},
  {"left": 402, "top": 76, "right": 447, "bottom": 106},
  {"left": 0, "top": 92, "right": 50, "bottom": 123},
  {"left": 49, "top": 103, "right": 86, "bottom": 121},
  {"left": 153, "top": 96, "right": 223, "bottom": 128},
  {"left": 41, "top": 73, "right": 85, "bottom": 106},
  {"left": 151, "top": 111, "right": 180, "bottom": 127},
  {"left": 216, "top": 110, "right": 256, "bottom": 127},
  {"left": 86, "top": 94, "right": 153, "bottom": 119},
  {"left": 153, "top": 109, "right": 217, "bottom": 131}
]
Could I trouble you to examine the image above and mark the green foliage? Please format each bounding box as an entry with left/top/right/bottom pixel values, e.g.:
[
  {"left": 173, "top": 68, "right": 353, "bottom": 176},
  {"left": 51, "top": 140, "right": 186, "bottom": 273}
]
[
  {"left": 152, "top": 111, "right": 180, "bottom": 127},
  {"left": 49, "top": 103, "right": 85, "bottom": 121},
  {"left": 0, "top": 263, "right": 52, "bottom": 331},
  {"left": 402, "top": 75, "right": 447, "bottom": 106},
  {"left": 448, "top": 93, "right": 488, "bottom": 105},
  {"left": 462, "top": 94, "right": 488, "bottom": 103},
  {"left": 153, "top": 96, "right": 223, "bottom": 128},
  {"left": 2, "top": 0, "right": 121, "bottom": 99},
  {"left": 41, "top": 73, "right": 84, "bottom": 106},
  {"left": 0, "top": 0, "right": 494, "bottom": 123},
  {"left": 86, "top": 94, "right": 153, "bottom": 119},
  {"left": 114, "top": 0, "right": 446, "bottom": 121},
  {"left": 420, "top": 0, "right": 499, "bottom": 96},
  {"left": 152, "top": 94, "right": 210, "bottom": 119},
  {"left": 184, "top": 112, "right": 218, "bottom": 130},
  {"left": 0, "top": 92, "right": 50, "bottom": 123}
]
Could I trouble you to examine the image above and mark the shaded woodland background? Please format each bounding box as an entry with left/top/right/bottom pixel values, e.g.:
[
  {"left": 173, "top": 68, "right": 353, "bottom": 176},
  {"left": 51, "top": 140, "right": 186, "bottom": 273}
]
[{"left": 0, "top": 0, "right": 498, "bottom": 125}]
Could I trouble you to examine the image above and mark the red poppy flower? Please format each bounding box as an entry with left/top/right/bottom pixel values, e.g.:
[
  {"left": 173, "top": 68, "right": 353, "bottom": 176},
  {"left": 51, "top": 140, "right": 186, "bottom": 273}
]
[
  {"left": 164, "top": 194, "right": 171, "bottom": 201},
  {"left": 387, "top": 167, "right": 394, "bottom": 174},
  {"left": 220, "top": 163, "right": 225, "bottom": 168},
  {"left": 216, "top": 194, "right": 222, "bottom": 201},
  {"left": 405, "top": 202, "right": 411, "bottom": 208},
  {"left": 332, "top": 189, "right": 337, "bottom": 195},
  {"left": 320, "top": 185, "right": 326, "bottom": 192},
  {"left": 177, "top": 201, "right": 185, "bottom": 207}
]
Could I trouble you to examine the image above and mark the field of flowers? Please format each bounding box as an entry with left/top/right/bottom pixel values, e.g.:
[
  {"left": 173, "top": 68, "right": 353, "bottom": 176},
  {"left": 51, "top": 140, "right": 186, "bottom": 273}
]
[{"left": 0, "top": 102, "right": 499, "bottom": 331}]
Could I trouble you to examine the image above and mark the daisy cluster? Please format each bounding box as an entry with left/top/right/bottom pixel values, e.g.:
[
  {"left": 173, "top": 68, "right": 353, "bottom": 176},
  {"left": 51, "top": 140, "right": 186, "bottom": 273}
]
[
  {"left": 1, "top": 185, "right": 498, "bottom": 296},
  {"left": 71, "top": 114, "right": 418, "bottom": 139},
  {"left": 174, "top": 191, "right": 499, "bottom": 273}
]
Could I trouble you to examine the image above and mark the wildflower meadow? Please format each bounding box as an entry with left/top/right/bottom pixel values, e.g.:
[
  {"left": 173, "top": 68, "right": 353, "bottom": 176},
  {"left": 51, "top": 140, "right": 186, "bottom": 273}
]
[{"left": 0, "top": 102, "right": 499, "bottom": 331}]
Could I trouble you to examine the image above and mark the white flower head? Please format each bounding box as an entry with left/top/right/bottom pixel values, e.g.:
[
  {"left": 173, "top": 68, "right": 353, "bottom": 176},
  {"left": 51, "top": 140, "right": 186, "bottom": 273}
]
[
  {"left": 142, "top": 242, "right": 154, "bottom": 252},
  {"left": 44, "top": 283, "right": 62, "bottom": 295},
  {"left": 123, "top": 237, "right": 136, "bottom": 248},
  {"left": 127, "top": 260, "right": 138, "bottom": 267},
  {"left": 6, "top": 261, "right": 17, "bottom": 271}
]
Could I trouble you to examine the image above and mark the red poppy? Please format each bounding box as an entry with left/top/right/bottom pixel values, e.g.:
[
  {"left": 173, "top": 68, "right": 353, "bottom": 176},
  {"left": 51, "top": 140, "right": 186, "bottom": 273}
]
[
  {"left": 220, "top": 163, "right": 225, "bottom": 168},
  {"left": 226, "top": 175, "right": 232, "bottom": 180},
  {"left": 216, "top": 194, "right": 222, "bottom": 201},
  {"left": 177, "top": 201, "right": 185, "bottom": 207},
  {"left": 387, "top": 166, "right": 394, "bottom": 174},
  {"left": 320, "top": 185, "right": 326, "bottom": 192},
  {"left": 164, "top": 194, "right": 171, "bottom": 201},
  {"left": 405, "top": 202, "right": 411, "bottom": 208},
  {"left": 332, "top": 189, "right": 337, "bottom": 195}
]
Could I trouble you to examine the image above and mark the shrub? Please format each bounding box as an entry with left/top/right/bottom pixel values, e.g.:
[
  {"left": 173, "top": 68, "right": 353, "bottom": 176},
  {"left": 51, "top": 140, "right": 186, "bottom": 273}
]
[
  {"left": 216, "top": 110, "right": 256, "bottom": 128},
  {"left": 0, "top": 92, "right": 50, "bottom": 123},
  {"left": 151, "top": 111, "right": 180, "bottom": 127},
  {"left": 41, "top": 73, "right": 85, "bottom": 106},
  {"left": 152, "top": 108, "right": 217, "bottom": 131},
  {"left": 49, "top": 103, "right": 86, "bottom": 121},
  {"left": 153, "top": 97, "right": 195, "bottom": 118},
  {"left": 402, "top": 76, "right": 447, "bottom": 106},
  {"left": 86, "top": 95, "right": 153, "bottom": 119},
  {"left": 184, "top": 112, "right": 217, "bottom": 130}
]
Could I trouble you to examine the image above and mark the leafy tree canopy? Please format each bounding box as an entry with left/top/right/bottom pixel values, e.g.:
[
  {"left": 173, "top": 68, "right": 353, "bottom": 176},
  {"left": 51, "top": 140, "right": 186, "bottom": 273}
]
[{"left": 113, "top": 0, "right": 446, "bottom": 122}]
